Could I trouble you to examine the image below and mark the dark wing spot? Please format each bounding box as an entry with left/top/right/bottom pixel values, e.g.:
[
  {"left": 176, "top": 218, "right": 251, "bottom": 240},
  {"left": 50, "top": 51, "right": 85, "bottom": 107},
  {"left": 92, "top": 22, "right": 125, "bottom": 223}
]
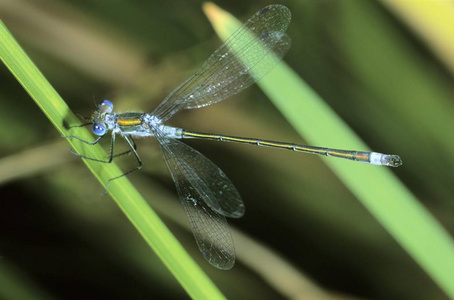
[
  {"left": 259, "top": 6, "right": 271, "bottom": 15},
  {"left": 259, "top": 32, "right": 270, "bottom": 40}
]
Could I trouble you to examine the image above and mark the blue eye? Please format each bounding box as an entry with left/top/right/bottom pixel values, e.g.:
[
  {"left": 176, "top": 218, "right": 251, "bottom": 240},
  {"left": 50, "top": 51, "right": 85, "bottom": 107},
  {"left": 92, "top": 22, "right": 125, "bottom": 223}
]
[
  {"left": 92, "top": 123, "right": 107, "bottom": 136},
  {"left": 98, "top": 100, "right": 113, "bottom": 113},
  {"left": 101, "top": 99, "right": 113, "bottom": 107}
]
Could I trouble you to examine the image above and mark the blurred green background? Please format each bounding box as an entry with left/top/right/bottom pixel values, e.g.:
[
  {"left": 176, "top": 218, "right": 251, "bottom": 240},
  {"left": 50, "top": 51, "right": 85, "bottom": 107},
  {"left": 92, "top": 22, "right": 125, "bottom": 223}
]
[{"left": 1, "top": 0, "right": 453, "bottom": 299}]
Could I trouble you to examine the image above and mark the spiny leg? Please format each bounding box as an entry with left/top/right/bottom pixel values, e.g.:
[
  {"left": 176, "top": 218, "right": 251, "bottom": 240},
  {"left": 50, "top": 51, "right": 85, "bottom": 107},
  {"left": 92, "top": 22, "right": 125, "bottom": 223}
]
[
  {"left": 104, "top": 136, "right": 142, "bottom": 193},
  {"left": 112, "top": 137, "right": 138, "bottom": 159},
  {"left": 63, "top": 134, "right": 102, "bottom": 146},
  {"left": 64, "top": 132, "right": 141, "bottom": 194},
  {"left": 64, "top": 127, "right": 136, "bottom": 160},
  {"left": 63, "top": 134, "right": 114, "bottom": 163},
  {"left": 74, "top": 113, "right": 92, "bottom": 122},
  {"left": 68, "top": 122, "right": 93, "bottom": 129},
  {"left": 62, "top": 119, "right": 100, "bottom": 146},
  {"left": 63, "top": 113, "right": 92, "bottom": 130}
]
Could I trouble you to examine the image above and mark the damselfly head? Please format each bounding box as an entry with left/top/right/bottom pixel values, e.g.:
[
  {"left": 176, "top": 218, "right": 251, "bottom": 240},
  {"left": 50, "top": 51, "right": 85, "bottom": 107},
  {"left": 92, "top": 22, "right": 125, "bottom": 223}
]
[{"left": 90, "top": 100, "right": 114, "bottom": 136}]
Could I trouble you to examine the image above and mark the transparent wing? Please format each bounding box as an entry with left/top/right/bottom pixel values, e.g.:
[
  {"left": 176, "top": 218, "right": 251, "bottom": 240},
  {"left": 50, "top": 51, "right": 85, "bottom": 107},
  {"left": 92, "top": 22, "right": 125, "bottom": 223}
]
[
  {"left": 156, "top": 135, "right": 244, "bottom": 269},
  {"left": 152, "top": 5, "right": 291, "bottom": 122},
  {"left": 158, "top": 137, "right": 244, "bottom": 217}
]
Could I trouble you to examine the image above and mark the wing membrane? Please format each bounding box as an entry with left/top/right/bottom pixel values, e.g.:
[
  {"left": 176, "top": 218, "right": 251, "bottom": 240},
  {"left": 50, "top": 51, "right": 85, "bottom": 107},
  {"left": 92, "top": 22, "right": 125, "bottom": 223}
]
[
  {"left": 152, "top": 5, "right": 291, "bottom": 121},
  {"left": 147, "top": 5, "right": 292, "bottom": 269},
  {"left": 156, "top": 136, "right": 244, "bottom": 269},
  {"left": 158, "top": 137, "right": 244, "bottom": 217}
]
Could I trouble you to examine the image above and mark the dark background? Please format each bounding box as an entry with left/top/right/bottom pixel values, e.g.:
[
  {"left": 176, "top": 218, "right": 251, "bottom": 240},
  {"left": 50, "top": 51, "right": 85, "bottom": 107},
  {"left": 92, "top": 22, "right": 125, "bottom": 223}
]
[{"left": 1, "top": 0, "right": 453, "bottom": 299}]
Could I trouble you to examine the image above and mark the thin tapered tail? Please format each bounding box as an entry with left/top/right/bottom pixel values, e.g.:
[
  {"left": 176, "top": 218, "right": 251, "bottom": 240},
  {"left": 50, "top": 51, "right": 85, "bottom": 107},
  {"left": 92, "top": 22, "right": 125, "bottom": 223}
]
[{"left": 181, "top": 130, "right": 402, "bottom": 167}]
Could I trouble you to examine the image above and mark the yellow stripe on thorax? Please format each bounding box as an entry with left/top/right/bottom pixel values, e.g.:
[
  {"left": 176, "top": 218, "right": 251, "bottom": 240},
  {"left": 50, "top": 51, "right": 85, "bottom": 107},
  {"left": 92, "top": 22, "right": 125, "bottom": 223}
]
[{"left": 117, "top": 119, "right": 142, "bottom": 126}]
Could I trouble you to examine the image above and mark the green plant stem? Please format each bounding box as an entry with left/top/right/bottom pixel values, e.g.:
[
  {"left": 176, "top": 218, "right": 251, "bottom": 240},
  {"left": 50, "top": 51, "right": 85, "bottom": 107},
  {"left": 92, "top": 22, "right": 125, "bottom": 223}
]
[
  {"left": 205, "top": 3, "right": 454, "bottom": 298},
  {"left": 0, "top": 18, "right": 226, "bottom": 300}
]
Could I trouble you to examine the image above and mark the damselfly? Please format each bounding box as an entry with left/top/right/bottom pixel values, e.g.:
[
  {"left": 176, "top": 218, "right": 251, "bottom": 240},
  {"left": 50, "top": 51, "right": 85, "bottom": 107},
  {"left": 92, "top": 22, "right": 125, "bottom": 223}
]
[{"left": 64, "top": 5, "right": 402, "bottom": 270}]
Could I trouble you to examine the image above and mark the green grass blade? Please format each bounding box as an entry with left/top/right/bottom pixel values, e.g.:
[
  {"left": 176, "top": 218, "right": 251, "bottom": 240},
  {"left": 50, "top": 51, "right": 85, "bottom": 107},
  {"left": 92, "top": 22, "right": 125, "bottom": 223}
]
[
  {"left": 0, "top": 261, "right": 57, "bottom": 300},
  {"left": 204, "top": 3, "right": 454, "bottom": 298},
  {"left": 0, "top": 18, "right": 226, "bottom": 300}
]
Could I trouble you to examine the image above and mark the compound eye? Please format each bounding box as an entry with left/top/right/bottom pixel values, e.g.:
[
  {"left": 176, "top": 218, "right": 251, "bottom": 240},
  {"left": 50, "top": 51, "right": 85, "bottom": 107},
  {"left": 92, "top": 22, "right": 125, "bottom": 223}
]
[
  {"left": 92, "top": 123, "right": 107, "bottom": 136},
  {"left": 98, "top": 100, "right": 113, "bottom": 113}
]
